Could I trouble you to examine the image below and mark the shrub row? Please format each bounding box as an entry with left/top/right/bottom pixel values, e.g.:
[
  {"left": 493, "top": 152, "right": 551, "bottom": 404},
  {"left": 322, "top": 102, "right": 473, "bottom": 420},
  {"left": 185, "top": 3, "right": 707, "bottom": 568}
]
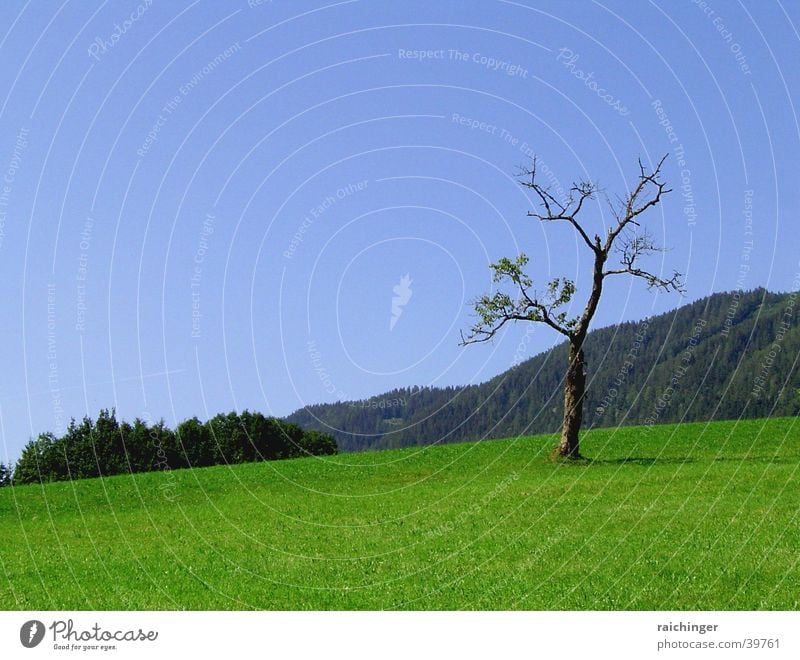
[{"left": 5, "top": 409, "right": 337, "bottom": 485}]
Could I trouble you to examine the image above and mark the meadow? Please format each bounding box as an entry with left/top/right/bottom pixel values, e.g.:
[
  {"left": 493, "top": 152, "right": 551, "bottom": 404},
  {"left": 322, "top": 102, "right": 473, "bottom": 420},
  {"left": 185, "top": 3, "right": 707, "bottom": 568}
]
[{"left": 1, "top": 417, "right": 798, "bottom": 610}]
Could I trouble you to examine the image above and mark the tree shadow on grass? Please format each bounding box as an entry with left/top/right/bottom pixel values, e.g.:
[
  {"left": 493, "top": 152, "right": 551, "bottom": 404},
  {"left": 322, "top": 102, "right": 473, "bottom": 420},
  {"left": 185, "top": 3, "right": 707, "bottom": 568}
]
[
  {"left": 586, "top": 456, "right": 696, "bottom": 467},
  {"left": 712, "top": 455, "right": 800, "bottom": 465}
]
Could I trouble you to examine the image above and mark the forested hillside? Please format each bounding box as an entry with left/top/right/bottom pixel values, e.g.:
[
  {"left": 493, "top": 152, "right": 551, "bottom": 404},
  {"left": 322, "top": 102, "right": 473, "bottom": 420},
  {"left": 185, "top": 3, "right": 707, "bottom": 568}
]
[{"left": 287, "top": 289, "right": 799, "bottom": 451}]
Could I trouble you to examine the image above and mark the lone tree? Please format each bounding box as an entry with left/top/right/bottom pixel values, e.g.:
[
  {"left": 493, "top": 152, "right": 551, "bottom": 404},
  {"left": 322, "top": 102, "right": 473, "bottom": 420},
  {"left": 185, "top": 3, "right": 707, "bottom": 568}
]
[{"left": 461, "top": 155, "right": 684, "bottom": 459}]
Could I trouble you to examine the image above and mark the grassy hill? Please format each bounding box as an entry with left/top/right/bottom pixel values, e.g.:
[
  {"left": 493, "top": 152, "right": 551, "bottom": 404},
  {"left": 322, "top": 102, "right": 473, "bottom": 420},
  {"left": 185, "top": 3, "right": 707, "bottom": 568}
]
[
  {"left": 288, "top": 289, "right": 800, "bottom": 451},
  {"left": 1, "top": 416, "right": 798, "bottom": 610}
]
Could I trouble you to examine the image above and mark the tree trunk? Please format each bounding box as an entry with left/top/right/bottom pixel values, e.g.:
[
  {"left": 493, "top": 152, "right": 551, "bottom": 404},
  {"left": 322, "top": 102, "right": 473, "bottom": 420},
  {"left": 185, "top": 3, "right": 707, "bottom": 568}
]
[{"left": 557, "top": 342, "right": 586, "bottom": 458}]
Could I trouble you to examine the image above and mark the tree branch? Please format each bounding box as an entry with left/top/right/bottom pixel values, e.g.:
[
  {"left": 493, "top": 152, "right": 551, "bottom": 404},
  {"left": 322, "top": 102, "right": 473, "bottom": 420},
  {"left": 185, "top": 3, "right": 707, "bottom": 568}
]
[
  {"left": 604, "top": 154, "right": 671, "bottom": 253},
  {"left": 460, "top": 255, "right": 577, "bottom": 345},
  {"left": 521, "top": 158, "right": 599, "bottom": 253},
  {"left": 603, "top": 227, "right": 685, "bottom": 293},
  {"left": 603, "top": 266, "right": 685, "bottom": 292},
  {"left": 460, "top": 313, "right": 528, "bottom": 345}
]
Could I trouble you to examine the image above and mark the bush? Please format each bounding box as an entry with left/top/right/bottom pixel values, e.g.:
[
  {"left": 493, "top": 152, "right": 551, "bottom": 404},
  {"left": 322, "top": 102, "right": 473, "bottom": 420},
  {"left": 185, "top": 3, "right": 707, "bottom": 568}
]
[
  {"left": 0, "top": 462, "right": 11, "bottom": 486},
  {"left": 297, "top": 430, "right": 338, "bottom": 457},
  {"left": 176, "top": 417, "right": 215, "bottom": 468},
  {"left": 14, "top": 433, "right": 65, "bottom": 484}
]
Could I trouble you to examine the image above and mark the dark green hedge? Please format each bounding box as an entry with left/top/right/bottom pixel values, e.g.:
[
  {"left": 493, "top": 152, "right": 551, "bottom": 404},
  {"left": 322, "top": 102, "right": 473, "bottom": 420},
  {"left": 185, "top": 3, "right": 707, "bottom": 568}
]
[{"left": 9, "top": 409, "right": 337, "bottom": 485}]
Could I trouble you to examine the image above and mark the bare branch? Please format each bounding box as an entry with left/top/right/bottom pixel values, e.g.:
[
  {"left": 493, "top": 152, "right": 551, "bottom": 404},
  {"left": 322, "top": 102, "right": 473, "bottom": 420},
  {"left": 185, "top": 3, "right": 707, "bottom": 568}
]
[
  {"left": 460, "top": 314, "right": 527, "bottom": 345},
  {"left": 603, "top": 228, "right": 685, "bottom": 293},
  {"left": 603, "top": 266, "right": 685, "bottom": 293},
  {"left": 604, "top": 154, "right": 671, "bottom": 253},
  {"left": 520, "top": 158, "right": 598, "bottom": 253}
]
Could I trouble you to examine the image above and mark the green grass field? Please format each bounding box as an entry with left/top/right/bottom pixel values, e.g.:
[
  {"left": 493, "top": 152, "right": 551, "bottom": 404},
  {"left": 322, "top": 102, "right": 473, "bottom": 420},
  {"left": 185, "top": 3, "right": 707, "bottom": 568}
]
[{"left": 1, "top": 417, "right": 798, "bottom": 610}]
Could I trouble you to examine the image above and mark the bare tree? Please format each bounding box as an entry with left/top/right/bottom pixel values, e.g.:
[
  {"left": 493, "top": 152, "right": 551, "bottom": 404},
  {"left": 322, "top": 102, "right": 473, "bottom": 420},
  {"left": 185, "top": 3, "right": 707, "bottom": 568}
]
[{"left": 461, "top": 155, "right": 684, "bottom": 459}]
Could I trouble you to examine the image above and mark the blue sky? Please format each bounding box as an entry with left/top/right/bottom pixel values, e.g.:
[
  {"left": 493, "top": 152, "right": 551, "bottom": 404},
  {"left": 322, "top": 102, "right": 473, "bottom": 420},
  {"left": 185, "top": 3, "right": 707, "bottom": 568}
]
[{"left": 0, "top": 0, "right": 798, "bottom": 461}]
